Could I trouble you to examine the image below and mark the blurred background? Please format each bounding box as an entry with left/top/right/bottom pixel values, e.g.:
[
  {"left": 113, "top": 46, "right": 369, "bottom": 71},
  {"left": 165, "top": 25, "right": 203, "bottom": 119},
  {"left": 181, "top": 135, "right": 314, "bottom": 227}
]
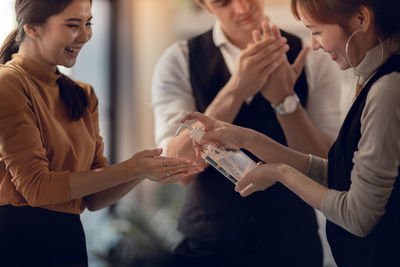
[{"left": 0, "top": 0, "right": 356, "bottom": 266}]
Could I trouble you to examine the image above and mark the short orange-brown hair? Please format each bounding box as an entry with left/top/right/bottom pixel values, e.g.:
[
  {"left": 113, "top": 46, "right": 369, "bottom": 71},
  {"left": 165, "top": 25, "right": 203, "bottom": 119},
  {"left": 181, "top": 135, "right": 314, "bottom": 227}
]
[{"left": 290, "top": 0, "right": 400, "bottom": 38}]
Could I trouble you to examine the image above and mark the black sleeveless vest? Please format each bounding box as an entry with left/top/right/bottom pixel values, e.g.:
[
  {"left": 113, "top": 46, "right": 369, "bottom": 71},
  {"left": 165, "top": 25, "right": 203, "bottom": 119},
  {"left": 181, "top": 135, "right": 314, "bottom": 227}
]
[
  {"left": 177, "top": 29, "right": 321, "bottom": 255},
  {"left": 327, "top": 55, "right": 400, "bottom": 267}
]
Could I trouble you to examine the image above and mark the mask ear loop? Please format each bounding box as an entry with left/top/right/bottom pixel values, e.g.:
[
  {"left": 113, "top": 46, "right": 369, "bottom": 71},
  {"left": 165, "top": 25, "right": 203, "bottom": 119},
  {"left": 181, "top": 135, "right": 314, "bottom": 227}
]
[{"left": 345, "top": 28, "right": 384, "bottom": 75}]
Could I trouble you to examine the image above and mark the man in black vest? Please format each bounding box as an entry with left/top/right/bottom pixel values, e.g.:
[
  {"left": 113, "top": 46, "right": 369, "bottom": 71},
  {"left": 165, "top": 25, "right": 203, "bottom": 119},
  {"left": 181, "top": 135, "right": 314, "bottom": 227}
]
[{"left": 152, "top": 0, "right": 341, "bottom": 266}]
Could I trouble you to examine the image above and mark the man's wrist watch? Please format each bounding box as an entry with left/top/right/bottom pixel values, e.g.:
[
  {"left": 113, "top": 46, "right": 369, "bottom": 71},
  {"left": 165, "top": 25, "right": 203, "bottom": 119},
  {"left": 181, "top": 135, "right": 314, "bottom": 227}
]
[{"left": 272, "top": 93, "right": 300, "bottom": 115}]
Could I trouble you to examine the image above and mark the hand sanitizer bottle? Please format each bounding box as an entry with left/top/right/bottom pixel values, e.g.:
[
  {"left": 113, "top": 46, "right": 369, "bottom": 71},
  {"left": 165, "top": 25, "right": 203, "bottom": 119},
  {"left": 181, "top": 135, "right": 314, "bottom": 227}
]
[{"left": 176, "top": 120, "right": 257, "bottom": 184}]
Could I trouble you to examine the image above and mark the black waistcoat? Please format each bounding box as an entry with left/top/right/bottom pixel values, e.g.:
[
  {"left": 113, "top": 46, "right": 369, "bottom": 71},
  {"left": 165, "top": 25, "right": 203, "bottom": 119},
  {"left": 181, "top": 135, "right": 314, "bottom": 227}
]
[
  {"left": 327, "top": 55, "right": 400, "bottom": 267},
  {"left": 177, "top": 29, "right": 321, "bottom": 254}
]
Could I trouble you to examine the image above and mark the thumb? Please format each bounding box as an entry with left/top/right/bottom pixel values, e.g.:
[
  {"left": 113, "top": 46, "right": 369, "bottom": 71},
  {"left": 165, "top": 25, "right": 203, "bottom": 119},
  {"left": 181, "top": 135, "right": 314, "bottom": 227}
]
[
  {"left": 235, "top": 172, "right": 253, "bottom": 192},
  {"left": 292, "top": 46, "right": 310, "bottom": 79},
  {"left": 137, "top": 148, "right": 163, "bottom": 158}
]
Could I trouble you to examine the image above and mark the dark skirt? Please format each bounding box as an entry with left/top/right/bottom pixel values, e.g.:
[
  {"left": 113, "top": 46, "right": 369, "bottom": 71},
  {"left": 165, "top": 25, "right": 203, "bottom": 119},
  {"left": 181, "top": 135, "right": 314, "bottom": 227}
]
[{"left": 0, "top": 205, "right": 88, "bottom": 267}]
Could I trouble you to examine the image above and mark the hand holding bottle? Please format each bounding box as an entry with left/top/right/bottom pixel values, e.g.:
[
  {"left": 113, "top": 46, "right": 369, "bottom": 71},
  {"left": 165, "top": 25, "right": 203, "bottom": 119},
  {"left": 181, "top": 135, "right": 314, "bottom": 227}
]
[
  {"left": 181, "top": 112, "right": 251, "bottom": 153},
  {"left": 180, "top": 112, "right": 257, "bottom": 184},
  {"left": 235, "top": 162, "right": 284, "bottom": 196}
]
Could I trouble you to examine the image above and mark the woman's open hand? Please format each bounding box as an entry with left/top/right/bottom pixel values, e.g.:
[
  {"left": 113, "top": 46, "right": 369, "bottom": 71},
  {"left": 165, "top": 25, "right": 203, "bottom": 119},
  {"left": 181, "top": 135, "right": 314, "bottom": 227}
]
[{"left": 127, "top": 148, "right": 203, "bottom": 183}]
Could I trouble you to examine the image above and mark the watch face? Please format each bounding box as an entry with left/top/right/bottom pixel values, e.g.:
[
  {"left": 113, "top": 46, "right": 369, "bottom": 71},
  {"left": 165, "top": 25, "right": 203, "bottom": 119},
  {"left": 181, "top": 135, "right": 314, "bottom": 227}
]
[{"left": 283, "top": 95, "right": 298, "bottom": 113}]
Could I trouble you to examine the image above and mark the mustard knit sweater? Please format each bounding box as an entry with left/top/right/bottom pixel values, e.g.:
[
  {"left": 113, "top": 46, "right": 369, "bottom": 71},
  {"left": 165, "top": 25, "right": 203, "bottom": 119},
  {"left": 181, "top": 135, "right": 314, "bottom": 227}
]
[{"left": 0, "top": 54, "right": 108, "bottom": 214}]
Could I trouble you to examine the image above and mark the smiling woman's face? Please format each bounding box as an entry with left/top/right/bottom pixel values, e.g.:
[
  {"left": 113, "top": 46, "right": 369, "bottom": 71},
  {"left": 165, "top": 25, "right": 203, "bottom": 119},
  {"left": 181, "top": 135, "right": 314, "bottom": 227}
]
[
  {"left": 299, "top": 9, "right": 353, "bottom": 70},
  {"left": 30, "top": 0, "right": 93, "bottom": 71}
]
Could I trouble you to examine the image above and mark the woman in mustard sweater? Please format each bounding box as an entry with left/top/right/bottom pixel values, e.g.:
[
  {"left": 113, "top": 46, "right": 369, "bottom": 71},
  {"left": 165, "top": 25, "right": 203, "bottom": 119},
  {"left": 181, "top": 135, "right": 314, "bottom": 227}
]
[{"left": 0, "top": 0, "right": 201, "bottom": 266}]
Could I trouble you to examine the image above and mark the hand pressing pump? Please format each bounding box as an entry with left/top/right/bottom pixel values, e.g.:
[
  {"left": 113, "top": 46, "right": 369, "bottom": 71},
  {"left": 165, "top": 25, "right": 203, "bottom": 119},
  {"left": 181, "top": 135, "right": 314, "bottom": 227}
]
[{"left": 176, "top": 120, "right": 257, "bottom": 184}]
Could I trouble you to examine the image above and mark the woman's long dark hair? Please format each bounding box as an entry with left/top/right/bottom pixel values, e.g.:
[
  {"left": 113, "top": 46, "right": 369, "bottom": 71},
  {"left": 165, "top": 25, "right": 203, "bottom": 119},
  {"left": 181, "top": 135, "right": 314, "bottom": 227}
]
[{"left": 0, "top": 0, "right": 92, "bottom": 121}]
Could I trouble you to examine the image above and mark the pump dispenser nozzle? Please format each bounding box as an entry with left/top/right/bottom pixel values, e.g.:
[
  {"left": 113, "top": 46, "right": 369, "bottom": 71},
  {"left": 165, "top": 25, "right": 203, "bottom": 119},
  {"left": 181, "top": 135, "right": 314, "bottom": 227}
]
[
  {"left": 175, "top": 120, "right": 204, "bottom": 143},
  {"left": 175, "top": 120, "right": 196, "bottom": 136}
]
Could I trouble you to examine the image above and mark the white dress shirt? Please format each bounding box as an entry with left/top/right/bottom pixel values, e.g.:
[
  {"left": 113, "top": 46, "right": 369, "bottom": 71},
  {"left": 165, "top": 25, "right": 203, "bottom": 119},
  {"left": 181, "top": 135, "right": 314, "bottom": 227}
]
[{"left": 152, "top": 21, "right": 342, "bottom": 151}]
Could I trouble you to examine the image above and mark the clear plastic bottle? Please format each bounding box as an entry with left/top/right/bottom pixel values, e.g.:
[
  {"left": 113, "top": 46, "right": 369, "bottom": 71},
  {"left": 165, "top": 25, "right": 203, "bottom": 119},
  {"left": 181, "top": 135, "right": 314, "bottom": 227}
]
[{"left": 176, "top": 121, "right": 257, "bottom": 184}]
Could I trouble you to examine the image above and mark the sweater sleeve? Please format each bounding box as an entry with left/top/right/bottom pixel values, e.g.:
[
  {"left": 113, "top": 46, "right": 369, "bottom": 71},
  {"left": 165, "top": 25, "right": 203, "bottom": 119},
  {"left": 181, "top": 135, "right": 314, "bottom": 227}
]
[
  {"left": 86, "top": 85, "right": 108, "bottom": 170},
  {"left": 0, "top": 68, "right": 71, "bottom": 206},
  {"left": 321, "top": 73, "right": 400, "bottom": 237}
]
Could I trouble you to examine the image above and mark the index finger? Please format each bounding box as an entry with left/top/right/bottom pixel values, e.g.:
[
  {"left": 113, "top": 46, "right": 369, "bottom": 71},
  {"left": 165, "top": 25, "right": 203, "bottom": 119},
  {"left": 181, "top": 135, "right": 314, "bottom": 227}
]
[
  {"left": 262, "top": 20, "right": 272, "bottom": 38},
  {"left": 181, "top": 112, "right": 215, "bottom": 131},
  {"left": 271, "top": 24, "right": 282, "bottom": 39},
  {"left": 252, "top": 29, "right": 262, "bottom": 42},
  {"left": 161, "top": 156, "right": 197, "bottom": 167}
]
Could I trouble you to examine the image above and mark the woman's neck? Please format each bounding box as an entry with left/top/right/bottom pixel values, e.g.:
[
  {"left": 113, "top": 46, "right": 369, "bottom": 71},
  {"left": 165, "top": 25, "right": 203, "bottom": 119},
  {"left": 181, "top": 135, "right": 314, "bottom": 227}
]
[{"left": 18, "top": 41, "right": 57, "bottom": 73}]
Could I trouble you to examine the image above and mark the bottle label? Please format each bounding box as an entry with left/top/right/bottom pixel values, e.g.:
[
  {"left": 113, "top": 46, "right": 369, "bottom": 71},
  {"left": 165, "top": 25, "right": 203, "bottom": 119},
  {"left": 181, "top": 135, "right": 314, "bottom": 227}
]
[
  {"left": 204, "top": 156, "right": 238, "bottom": 184},
  {"left": 202, "top": 145, "right": 257, "bottom": 184}
]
